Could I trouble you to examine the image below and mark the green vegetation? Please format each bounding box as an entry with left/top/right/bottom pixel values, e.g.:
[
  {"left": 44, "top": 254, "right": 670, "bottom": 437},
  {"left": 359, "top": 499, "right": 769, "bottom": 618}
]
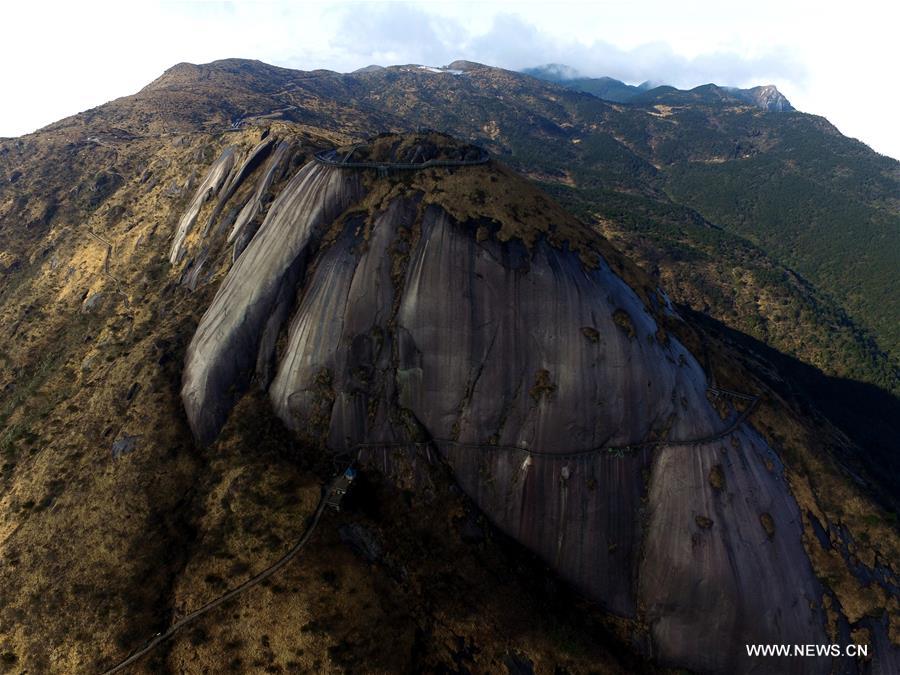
[
  {"left": 612, "top": 309, "right": 637, "bottom": 338},
  {"left": 529, "top": 368, "right": 557, "bottom": 402},
  {"left": 666, "top": 145, "right": 900, "bottom": 356},
  {"left": 708, "top": 465, "right": 725, "bottom": 491},
  {"left": 325, "top": 65, "right": 899, "bottom": 397}
]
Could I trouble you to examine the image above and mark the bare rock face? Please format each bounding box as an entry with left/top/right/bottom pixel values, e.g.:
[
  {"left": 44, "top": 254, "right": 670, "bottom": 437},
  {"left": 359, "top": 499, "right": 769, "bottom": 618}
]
[
  {"left": 169, "top": 147, "right": 236, "bottom": 264},
  {"left": 182, "top": 161, "right": 363, "bottom": 444},
  {"left": 179, "top": 133, "right": 829, "bottom": 673},
  {"left": 203, "top": 135, "right": 275, "bottom": 236},
  {"left": 228, "top": 138, "right": 295, "bottom": 260},
  {"left": 747, "top": 84, "right": 795, "bottom": 112},
  {"left": 732, "top": 84, "right": 795, "bottom": 112},
  {"left": 641, "top": 425, "right": 822, "bottom": 672}
]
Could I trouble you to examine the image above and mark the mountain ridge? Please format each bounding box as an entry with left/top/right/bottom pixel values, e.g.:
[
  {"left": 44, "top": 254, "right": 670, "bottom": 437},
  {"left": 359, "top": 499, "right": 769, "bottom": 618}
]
[
  {"left": 0, "top": 58, "right": 898, "bottom": 673},
  {"left": 5, "top": 58, "right": 898, "bottom": 387},
  {"left": 522, "top": 62, "right": 795, "bottom": 111}
]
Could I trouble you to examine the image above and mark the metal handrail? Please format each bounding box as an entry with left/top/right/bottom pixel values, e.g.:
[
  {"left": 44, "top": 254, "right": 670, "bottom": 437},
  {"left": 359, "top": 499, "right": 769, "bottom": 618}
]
[
  {"left": 339, "top": 389, "right": 759, "bottom": 460},
  {"left": 313, "top": 147, "right": 490, "bottom": 171}
]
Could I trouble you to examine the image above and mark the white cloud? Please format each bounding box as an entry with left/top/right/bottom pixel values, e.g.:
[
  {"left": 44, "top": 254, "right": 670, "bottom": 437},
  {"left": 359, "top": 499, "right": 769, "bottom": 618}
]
[{"left": 0, "top": 1, "right": 897, "bottom": 159}]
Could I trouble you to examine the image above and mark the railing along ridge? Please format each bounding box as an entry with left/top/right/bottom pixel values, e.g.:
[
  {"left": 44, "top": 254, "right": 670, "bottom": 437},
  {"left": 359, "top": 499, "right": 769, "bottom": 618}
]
[
  {"left": 314, "top": 148, "right": 490, "bottom": 171},
  {"left": 338, "top": 391, "right": 759, "bottom": 461}
]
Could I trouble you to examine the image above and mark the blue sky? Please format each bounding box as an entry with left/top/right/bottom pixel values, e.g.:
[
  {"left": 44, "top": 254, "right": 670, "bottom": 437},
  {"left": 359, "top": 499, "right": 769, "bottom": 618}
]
[{"left": 2, "top": 0, "right": 898, "bottom": 159}]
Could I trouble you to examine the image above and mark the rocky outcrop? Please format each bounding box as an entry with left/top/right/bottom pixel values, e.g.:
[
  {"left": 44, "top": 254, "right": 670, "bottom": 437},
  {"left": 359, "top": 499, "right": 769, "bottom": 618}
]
[
  {"left": 169, "top": 147, "right": 236, "bottom": 264},
  {"left": 182, "top": 161, "right": 363, "bottom": 445},
  {"left": 738, "top": 84, "right": 795, "bottom": 112},
  {"left": 202, "top": 136, "right": 275, "bottom": 236},
  {"left": 178, "top": 134, "right": 831, "bottom": 673},
  {"left": 228, "top": 138, "right": 295, "bottom": 260},
  {"left": 641, "top": 425, "right": 825, "bottom": 672},
  {"left": 269, "top": 195, "right": 418, "bottom": 446}
]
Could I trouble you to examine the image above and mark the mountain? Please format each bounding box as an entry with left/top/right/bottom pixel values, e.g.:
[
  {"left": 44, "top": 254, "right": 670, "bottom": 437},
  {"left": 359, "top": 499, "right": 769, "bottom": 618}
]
[
  {"left": 176, "top": 130, "right": 842, "bottom": 672},
  {"left": 0, "top": 60, "right": 898, "bottom": 673},
  {"left": 727, "top": 84, "right": 795, "bottom": 111},
  {"left": 18, "top": 59, "right": 900, "bottom": 399},
  {"left": 0, "top": 122, "right": 649, "bottom": 673},
  {"left": 522, "top": 65, "right": 651, "bottom": 103},
  {"left": 522, "top": 63, "right": 794, "bottom": 111},
  {"left": 268, "top": 60, "right": 898, "bottom": 397}
]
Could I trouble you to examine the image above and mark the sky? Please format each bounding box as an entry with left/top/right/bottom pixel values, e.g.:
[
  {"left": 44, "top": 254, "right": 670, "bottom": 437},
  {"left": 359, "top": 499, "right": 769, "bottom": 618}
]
[{"left": 2, "top": 0, "right": 898, "bottom": 159}]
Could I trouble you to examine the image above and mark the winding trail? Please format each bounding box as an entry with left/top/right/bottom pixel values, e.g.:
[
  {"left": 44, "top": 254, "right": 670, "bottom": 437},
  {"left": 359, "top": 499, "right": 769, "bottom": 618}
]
[
  {"left": 100, "top": 388, "right": 756, "bottom": 673},
  {"left": 99, "top": 478, "right": 334, "bottom": 675},
  {"left": 85, "top": 230, "right": 130, "bottom": 308},
  {"left": 347, "top": 390, "right": 758, "bottom": 461},
  {"left": 313, "top": 147, "right": 490, "bottom": 171}
]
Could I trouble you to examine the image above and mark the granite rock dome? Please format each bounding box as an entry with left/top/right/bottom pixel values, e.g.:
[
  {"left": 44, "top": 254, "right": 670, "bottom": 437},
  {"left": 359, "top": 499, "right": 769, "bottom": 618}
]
[{"left": 176, "top": 132, "right": 829, "bottom": 673}]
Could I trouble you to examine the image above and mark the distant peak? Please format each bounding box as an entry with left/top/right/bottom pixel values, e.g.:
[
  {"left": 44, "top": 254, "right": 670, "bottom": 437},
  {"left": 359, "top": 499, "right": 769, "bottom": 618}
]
[
  {"left": 516, "top": 63, "right": 796, "bottom": 112},
  {"left": 747, "top": 84, "right": 794, "bottom": 111},
  {"left": 725, "top": 84, "right": 795, "bottom": 111},
  {"left": 522, "top": 63, "right": 582, "bottom": 81},
  {"left": 353, "top": 64, "right": 384, "bottom": 74},
  {"left": 445, "top": 60, "right": 488, "bottom": 72},
  {"left": 143, "top": 58, "right": 296, "bottom": 92}
]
